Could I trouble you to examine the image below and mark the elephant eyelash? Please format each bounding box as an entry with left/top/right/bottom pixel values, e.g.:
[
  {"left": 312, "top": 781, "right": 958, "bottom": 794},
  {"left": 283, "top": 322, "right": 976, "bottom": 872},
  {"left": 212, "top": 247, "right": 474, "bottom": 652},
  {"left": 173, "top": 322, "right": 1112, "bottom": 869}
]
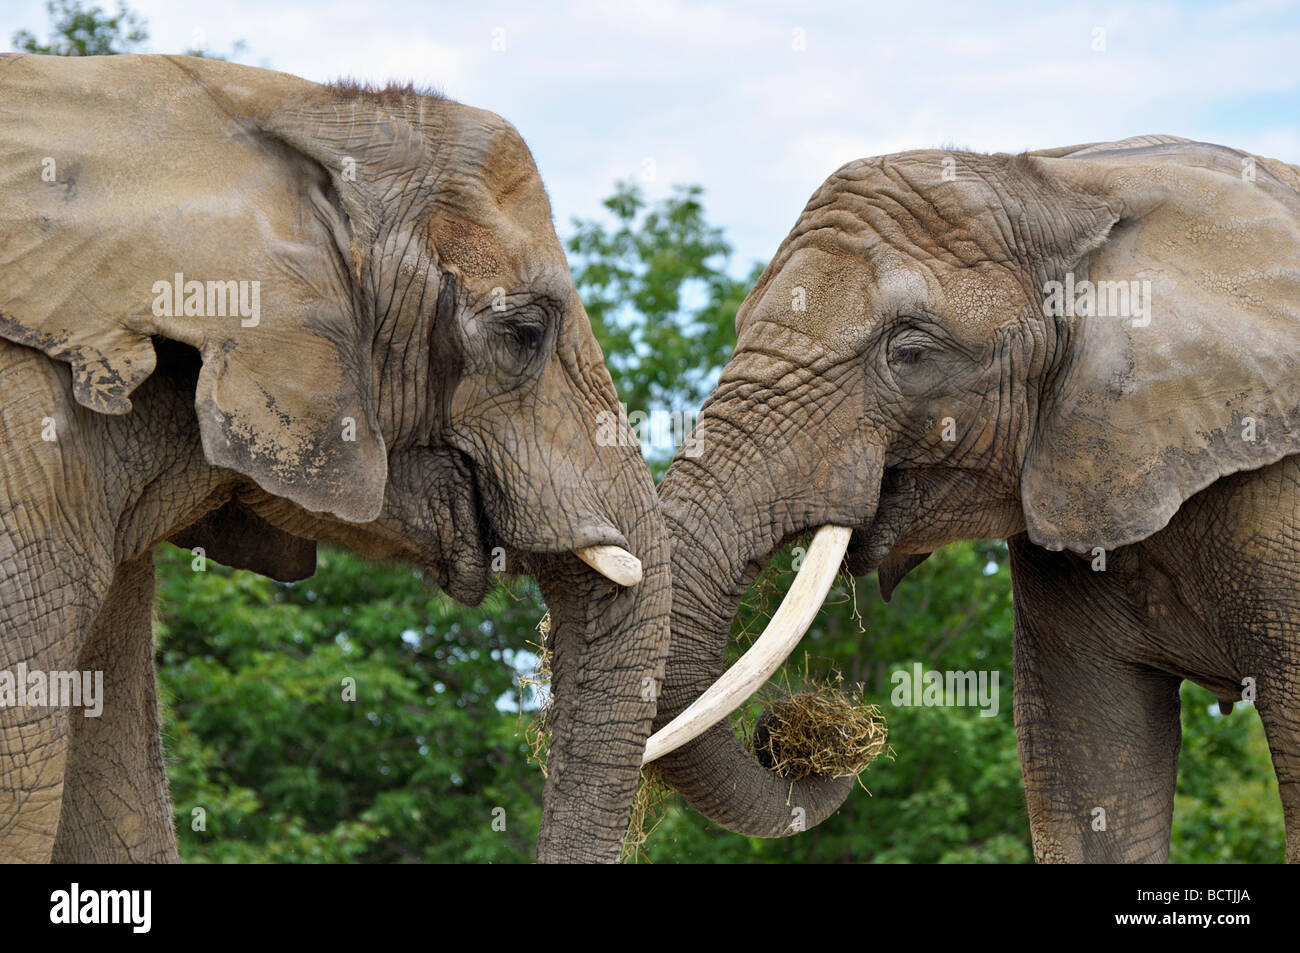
[{"left": 890, "top": 344, "right": 927, "bottom": 365}]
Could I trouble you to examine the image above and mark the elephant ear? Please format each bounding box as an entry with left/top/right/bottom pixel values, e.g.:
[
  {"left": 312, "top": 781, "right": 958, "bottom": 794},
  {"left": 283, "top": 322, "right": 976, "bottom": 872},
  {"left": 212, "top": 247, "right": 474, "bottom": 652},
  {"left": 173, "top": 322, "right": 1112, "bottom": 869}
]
[
  {"left": 1019, "top": 140, "right": 1300, "bottom": 553},
  {"left": 0, "top": 57, "right": 398, "bottom": 523}
]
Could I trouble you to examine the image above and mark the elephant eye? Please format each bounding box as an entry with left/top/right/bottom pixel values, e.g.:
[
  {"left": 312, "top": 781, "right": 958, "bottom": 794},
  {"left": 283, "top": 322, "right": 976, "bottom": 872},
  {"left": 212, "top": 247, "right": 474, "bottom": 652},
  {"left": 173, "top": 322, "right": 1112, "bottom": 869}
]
[
  {"left": 889, "top": 342, "right": 928, "bottom": 367},
  {"left": 510, "top": 320, "right": 545, "bottom": 354}
]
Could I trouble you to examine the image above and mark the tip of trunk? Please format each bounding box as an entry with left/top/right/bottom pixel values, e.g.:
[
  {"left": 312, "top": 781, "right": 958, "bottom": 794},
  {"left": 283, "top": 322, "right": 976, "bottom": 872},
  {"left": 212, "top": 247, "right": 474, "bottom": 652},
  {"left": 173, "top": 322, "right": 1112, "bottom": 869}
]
[{"left": 657, "top": 716, "right": 859, "bottom": 838}]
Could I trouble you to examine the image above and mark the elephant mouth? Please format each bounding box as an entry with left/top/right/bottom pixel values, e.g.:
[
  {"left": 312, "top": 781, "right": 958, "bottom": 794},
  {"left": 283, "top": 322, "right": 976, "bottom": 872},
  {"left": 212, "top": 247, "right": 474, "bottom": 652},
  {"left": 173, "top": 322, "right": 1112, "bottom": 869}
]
[
  {"left": 420, "top": 451, "right": 496, "bottom": 606},
  {"left": 442, "top": 453, "right": 643, "bottom": 606},
  {"left": 743, "top": 473, "right": 911, "bottom": 581},
  {"left": 845, "top": 485, "right": 914, "bottom": 576}
]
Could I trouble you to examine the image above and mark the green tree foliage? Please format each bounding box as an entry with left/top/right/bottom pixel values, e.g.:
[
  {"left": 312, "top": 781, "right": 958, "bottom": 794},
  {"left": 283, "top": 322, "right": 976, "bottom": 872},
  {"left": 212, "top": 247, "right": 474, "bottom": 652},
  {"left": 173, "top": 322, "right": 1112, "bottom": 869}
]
[
  {"left": 567, "top": 181, "right": 761, "bottom": 457},
  {"left": 1171, "top": 684, "right": 1283, "bottom": 862},
  {"left": 156, "top": 546, "right": 547, "bottom": 862}
]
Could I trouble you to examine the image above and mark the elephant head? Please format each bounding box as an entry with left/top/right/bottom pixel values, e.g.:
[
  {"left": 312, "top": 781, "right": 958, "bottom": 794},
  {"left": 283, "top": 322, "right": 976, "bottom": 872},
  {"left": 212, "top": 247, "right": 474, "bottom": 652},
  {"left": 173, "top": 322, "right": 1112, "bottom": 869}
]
[
  {"left": 0, "top": 54, "right": 668, "bottom": 862},
  {"left": 645, "top": 135, "right": 1300, "bottom": 836}
]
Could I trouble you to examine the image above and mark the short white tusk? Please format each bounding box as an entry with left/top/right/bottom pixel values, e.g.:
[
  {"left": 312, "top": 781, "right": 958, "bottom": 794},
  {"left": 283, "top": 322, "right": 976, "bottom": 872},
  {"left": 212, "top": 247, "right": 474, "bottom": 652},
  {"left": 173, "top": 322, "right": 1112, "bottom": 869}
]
[
  {"left": 575, "top": 544, "right": 643, "bottom": 587},
  {"left": 642, "top": 524, "right": 852, "bottom": 765}
]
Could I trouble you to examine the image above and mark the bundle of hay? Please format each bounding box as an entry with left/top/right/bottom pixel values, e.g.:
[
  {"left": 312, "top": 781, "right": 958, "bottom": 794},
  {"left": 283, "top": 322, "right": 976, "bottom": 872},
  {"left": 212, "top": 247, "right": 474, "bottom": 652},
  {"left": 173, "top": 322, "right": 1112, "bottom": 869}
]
[{"left": 750, "top": 679, "right": 889, "bottom": 781}]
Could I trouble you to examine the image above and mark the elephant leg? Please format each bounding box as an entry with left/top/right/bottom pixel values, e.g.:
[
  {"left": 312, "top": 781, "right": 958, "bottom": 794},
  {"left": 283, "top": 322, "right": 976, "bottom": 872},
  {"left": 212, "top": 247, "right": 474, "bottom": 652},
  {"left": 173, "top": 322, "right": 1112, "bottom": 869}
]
[
  {"left": 0, "top": 562, "right": 101, "bottom": 863},
  {"left": 1251, "top": 651, "right": 1300, "bottom": 863},
  {"left": 0, "top": 703, "right": 71, "bottom": 863},
  {"left": 1009, "top": 538, "right": 1183, "bottom": 863},
  {"left": 1257, "top": 705, "right": 1300, "bottom": 863},
  {"left": 52, "top": 552, "right": 178, "bottom": 862}
]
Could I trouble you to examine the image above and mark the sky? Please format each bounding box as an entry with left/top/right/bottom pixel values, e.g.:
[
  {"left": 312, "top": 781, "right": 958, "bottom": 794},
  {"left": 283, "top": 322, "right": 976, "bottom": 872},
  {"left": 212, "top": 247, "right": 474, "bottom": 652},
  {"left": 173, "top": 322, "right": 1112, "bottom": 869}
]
[{"left": 3, "top": 0, "right": 1298, "bottom": 271}]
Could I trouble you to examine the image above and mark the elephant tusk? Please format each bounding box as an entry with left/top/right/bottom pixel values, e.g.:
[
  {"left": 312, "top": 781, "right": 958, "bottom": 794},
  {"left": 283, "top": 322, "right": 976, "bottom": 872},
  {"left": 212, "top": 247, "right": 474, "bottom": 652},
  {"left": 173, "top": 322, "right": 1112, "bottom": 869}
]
[
  {"left": 575, "top": 544, "right": 643, "bottom": 587},
  {"left": 642, "top": 524, "right": 852, "bottom": 765}
]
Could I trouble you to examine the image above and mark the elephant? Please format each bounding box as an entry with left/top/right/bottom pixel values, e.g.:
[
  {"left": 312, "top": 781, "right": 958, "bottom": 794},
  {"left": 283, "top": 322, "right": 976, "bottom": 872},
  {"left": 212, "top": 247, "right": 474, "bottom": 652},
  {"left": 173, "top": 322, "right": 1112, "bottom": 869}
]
[
  {"left": 640, "top": 135, "right": 1300, "bottom": 863},
  {"left": 0, "top": 54, "right": 669, "bottom": 864}
]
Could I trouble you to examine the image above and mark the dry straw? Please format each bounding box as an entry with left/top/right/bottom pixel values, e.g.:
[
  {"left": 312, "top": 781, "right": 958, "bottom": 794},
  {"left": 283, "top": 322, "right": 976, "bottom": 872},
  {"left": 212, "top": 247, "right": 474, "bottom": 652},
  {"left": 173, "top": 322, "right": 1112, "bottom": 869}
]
[
  {"left": 747, "top": 657, "right": 890, "bottom": 782},
  {"left": 517, "top": 614, "right": 552, "bottom": 778},
  {"left": 619, "top": 764, "right": 672, "bottom": 863}
]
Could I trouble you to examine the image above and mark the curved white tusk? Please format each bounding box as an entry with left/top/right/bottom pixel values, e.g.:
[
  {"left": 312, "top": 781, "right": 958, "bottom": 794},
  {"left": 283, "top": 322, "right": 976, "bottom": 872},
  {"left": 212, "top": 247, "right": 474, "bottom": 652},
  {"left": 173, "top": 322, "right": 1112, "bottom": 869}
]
[
  {"left": 642, "top": 524, "right": 852, "bottom": 765},
  {"left": 575, "top": 544, "right": 643, "bottom": 587}
]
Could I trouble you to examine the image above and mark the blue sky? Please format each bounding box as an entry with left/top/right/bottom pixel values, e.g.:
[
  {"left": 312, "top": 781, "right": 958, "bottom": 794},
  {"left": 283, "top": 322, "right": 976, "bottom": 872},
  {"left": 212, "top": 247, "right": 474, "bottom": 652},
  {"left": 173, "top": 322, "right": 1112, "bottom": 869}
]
[{"left": 4, "top": 0, "right": 1298, "bottom": 271}]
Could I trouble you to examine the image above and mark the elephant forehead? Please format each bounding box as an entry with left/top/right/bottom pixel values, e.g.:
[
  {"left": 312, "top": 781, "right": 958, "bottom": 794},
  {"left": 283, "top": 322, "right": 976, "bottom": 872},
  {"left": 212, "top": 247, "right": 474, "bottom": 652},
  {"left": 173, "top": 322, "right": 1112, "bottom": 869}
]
[
  {"left": 424, "top": 106, "right": 565, "bottom": 283},
  {"left": 430, "top": 216, "right": 505, "bottom": 279},
  {"left": 746, "top": 245, "right": 933, "bottom": 345},
  {"left": 749, "top": 234, "right": 1020, "bottom": 353},
  {"left": 937, "top": 264, "right": 1026, "bottom": 335},
  {"left": 813, "top": 152, "right": 1023, "bottom": 270},
  {"left": 424, "top": 206, "right": 568, "bottom": 293}
]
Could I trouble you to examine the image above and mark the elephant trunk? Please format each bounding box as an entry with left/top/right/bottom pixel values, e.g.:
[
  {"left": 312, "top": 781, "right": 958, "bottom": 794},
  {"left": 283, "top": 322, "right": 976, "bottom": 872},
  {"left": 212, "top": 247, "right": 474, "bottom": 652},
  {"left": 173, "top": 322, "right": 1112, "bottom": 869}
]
[
  {"left": 532, "top": 462, "right": 670, "bottom": 864},
  {"left": 650, "top": 413, "right": 874, "bottom": 837}
]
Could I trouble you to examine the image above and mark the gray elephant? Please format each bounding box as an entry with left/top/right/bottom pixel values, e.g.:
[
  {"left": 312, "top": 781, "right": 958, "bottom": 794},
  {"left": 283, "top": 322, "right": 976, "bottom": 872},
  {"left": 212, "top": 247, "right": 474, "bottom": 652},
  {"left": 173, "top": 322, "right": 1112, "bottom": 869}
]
[
  {"left": 0, "top": 54, "right": 668, "bottom": 864},
  {"left": 642, "top": 135, "right": 1300, "bottom": 863}
]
